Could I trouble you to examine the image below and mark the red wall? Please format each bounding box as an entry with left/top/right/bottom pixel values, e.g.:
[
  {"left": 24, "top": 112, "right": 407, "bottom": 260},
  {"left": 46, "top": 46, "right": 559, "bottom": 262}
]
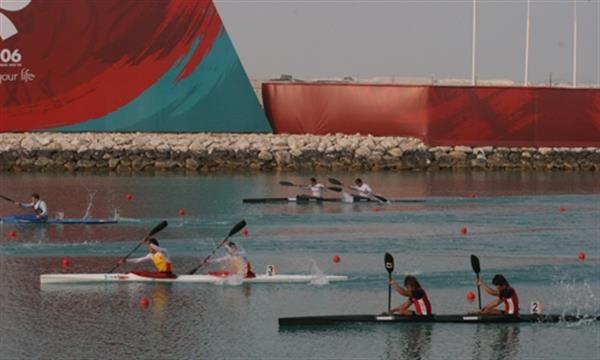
[{"left": 263, "top": 82, "right": 600, "bottom": 147}]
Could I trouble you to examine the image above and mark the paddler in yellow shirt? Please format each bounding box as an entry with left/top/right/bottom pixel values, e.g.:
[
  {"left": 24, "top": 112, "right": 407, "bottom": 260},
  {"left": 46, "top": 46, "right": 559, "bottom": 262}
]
[{"left": 118, "top": 238, "right": 174, "bottom": 276}]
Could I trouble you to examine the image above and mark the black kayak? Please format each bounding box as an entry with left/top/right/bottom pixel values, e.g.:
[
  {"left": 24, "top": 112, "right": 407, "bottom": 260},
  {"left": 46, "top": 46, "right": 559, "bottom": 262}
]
[
  {"left": 279, "top": 314, "right": 599, "bottom": 326},
  {"left": 243, "top": 195, "right": 424, "bottom": 204}
]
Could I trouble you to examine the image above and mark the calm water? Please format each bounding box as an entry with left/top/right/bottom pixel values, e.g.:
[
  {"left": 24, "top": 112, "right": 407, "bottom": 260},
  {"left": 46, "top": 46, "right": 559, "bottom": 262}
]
[{"left": 0, "top": 171, "right": 599, "bottom": 359}]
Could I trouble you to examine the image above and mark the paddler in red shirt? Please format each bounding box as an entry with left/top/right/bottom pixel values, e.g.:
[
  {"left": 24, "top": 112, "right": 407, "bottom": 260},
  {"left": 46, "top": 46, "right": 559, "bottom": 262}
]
[
  {"left": 478, "top": 274, "right": 519, "bottom": 315},
  {"left": 389, "top": 275, "right": 432, "bottom": 316},
  {"left": 118, "top": 238, "right": 174, "bottom": 276}
]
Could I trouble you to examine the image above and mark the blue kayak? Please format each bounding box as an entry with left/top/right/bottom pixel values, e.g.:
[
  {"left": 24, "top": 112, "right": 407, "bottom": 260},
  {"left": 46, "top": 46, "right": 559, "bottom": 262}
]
[{"left": 0, "top": 215, "right": 118, "bottom": 225}]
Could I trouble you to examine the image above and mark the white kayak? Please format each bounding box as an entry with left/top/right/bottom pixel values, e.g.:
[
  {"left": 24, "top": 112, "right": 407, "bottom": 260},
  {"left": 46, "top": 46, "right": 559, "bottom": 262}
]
[{"left": 40, "top": 273, "right": 349, "bottom": 285}]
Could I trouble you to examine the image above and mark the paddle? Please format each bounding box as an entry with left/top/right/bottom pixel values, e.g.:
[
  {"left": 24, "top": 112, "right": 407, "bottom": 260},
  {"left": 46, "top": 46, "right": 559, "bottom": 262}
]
[
  {"left": 0, "top": 194, "right": 15, "bottom": 203},
  {"left": 471, "top": 254, "right": 482, "bottom": 310},
  {"left": 187, "top": 219, "right": 247, "bottom": 275},
  {"left": 279, "top": 181, "right": 299, "bottom": 187},
  {"left": 385, "top": 252, "right": 394, "bottom": 313},
  {"left": 108, "top": 220, "right": 169, "bottom": 273},
  {"left": 328, "top": 177, "right": 388, "bottom": 203}
]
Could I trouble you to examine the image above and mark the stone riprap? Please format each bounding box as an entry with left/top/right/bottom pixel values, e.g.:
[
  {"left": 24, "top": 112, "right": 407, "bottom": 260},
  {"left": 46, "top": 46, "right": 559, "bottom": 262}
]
[{"left": 0, "top": 133, "right": 598, "bottom": 172}]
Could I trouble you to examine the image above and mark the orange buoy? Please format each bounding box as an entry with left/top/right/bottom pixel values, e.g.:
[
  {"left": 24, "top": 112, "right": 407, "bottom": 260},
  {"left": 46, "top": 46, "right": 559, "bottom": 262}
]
[
  {"left": 466, "top": 290, "right": 476, "bottom": 303},
  {"left": 140, "top": 297, "right": 149, "bottom": 308},
  {"left": 372, "top": 208, "right": 380, "bottom": 212},
  {"left": 460, "top": 227, "right": 468, "bottom": 236},
  {"left": 332, "top": 255, "right": 341, "bottom": 264},
  {"left": 559, "top": 207, "right": 566, "bottom": 213},
  {"left": 578, "top": 251, "right": 586, "bottom": 262},
  {"left": 468, "top": 192, "right": 477, "bottom": 198},
  {"left": 62, "top": 258, "right": 70, "bottom": 267}
]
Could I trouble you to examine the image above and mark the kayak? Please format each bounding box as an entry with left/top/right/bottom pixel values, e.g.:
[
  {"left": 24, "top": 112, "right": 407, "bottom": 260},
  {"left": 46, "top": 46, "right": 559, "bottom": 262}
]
[
  {"left": 40, "top": 272, "right": 349, "bottom": 284},
  {"left": 242, "top": 195, "right": 424, "bottom": 204},
  {"left": 278, "top": 314, "right": 600, "bottom": 326},
  {"left": 0, "top": 215, "right": 118, "bottom": 225}
]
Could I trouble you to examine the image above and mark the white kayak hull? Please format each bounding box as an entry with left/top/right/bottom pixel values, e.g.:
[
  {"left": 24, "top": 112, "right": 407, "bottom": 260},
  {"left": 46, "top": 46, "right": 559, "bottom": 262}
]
[{"left": 40, "top": 273, "right": 349, "bottom": 284}]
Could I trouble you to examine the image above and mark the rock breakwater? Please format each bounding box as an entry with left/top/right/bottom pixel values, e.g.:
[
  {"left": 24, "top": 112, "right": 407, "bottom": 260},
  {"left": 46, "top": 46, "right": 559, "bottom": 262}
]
[{"left": 0, "top": 133, "right": 598, "bottom": 172}]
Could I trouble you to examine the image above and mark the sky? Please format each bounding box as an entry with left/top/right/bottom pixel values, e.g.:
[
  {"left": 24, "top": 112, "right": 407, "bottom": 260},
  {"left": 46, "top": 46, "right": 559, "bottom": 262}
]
[{"left": 215, "top": 0, "right": 600, "bottom": 86}]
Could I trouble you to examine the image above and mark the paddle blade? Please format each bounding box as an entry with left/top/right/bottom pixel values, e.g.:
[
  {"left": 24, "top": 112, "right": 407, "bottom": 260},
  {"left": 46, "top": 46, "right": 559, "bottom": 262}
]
[
  {"left": 327, "top": 187, "right": 342, "bottom": 192},
  {"left": 328, "top": 177, "right": 342, "bottom": 186},
  {"left": 373, "top": 194, "right": 388, "bottom": 203},
  {"left": 0, "top": 194, "right": 15, "bottom": 203},
  {"left": 228, "top": 219, "right": 247, "bottom": 237},
  {"left": 384, "top": 252, "right": 394, "bottom": 273},
  {"left": 470, "top": 254, "right": 481, "bottom": 274},
  {"left": 279, "top": 181, "right": 295, "bottom": 187},
  {"left": 149, "top": 221, "right": 168, "bottom": 237}
]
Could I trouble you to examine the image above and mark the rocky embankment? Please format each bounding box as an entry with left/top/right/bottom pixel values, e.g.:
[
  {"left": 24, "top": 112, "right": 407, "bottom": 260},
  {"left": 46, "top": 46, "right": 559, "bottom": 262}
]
[{"left": 0, "top": 133, "right": 598, "bottom": 172}]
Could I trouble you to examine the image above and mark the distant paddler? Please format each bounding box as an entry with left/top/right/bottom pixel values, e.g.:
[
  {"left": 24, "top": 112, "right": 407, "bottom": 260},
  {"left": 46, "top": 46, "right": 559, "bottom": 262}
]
[
  {"left": 15, "top": 193, "right": 48, "bottom": 220},
  {"left": 304, "top": 177, "right": 326, "bottom": 198},
  {"left": 118, "top": 238, "right": 174, "bottom": 277},
  {"left": 328, "top": 178, "right": 388, "bottom": 203},
  {"left": 349, "top": 178, "right": 373, "bottom": 197},
  {"left": 206, "top": 241, "right": 256, "bottom": 278},
  {"left": 477, "top": 274, "right": 519, "bottom": 315}
]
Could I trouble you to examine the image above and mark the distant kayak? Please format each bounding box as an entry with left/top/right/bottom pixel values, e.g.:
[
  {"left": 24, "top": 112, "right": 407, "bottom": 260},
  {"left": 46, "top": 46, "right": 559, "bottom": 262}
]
[
  {"left": 0, "top": 214, "right": 118, "bottom": 225},
  {"left": 243, "top": 195, "right": 424, "bottom": 204}
]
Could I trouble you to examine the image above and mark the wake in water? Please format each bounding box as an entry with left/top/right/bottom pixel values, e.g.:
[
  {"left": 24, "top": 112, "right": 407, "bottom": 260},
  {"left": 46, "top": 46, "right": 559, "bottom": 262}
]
[
  {"left": 82, "top": 191, "right": 97, "bottom": 219},
  {"left": 308, "top": 259, "right": 329, "bottom": 285}
]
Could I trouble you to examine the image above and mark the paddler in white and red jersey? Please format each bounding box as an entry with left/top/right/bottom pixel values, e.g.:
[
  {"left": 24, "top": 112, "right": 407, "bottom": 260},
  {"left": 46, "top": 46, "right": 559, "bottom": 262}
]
[
  {"left": 119, "top": 238, "right": 174, "bottom": 275},
  {"left": 478, "top": 274, "right": 519, "bottom": 315},
  {"left": 207, "top": 241, "right": 256, "bottom": 278},
  {"left": 389, "top": 275, "right": 432, "bottom": 316}
]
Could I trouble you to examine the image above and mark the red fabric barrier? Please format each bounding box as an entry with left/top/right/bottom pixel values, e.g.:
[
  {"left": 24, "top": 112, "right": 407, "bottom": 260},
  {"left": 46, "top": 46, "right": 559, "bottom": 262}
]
[{"left": 262, "top": 82, "right": 600, "bottom": 147}]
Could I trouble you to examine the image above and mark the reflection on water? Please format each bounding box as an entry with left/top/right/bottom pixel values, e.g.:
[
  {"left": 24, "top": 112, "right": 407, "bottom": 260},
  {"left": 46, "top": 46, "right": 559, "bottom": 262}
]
[
  {"left": 383, "top": 324, "right": 433, "bottom": 360},
  {"left": 472, "top": 325, "right": 520, "bottom": 360}
]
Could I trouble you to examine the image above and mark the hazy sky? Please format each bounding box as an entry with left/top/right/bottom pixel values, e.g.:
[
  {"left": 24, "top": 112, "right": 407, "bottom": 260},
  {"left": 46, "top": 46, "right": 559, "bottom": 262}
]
[{"left": 215, "top": 0, "right": 600, "bottom": 85}]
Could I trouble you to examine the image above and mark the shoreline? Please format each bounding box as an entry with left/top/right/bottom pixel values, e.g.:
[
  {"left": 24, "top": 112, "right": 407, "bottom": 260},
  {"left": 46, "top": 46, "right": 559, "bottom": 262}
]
[{"left": 0, "top": 133, "right": 598, "bottom": 172}]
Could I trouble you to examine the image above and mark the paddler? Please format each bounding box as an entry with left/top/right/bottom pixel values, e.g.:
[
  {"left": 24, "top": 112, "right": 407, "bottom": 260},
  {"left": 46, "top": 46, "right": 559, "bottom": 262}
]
[
  {"left": 118, "top": 238, "right": 173, "bottom": 274},
  {"left": 389, "top": 275, "right": 432, "bottom": 316},
  {"left": 349, "top": 178, "right": 373, "bottom": 197},
  {"left": 15, "top": 193, "right": 48, "bottom": 220},
  {"left": 477, "top": 274, "right": 519, "bottom": 315},
  {"left": 304, "top": 177, "right": 326, "bottom": 198},
  {"left": 207, "top": 241, "right": 256, "bottom": 278}
]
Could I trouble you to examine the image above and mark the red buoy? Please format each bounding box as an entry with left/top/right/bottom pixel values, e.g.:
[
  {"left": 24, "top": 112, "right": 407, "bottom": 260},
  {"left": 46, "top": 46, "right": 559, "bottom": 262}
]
[
  {"left": 372, "top": 208, "right": 380, "bottom": 212},
  {"left": 140, "top": 297, "right": 149, "bottom": 308},
  {"left": 7, "top": 230, "right": 16, "bottom": 238},
  {"left": 466, "top": 290, "right": 476, "bottom": 303},
  {"left": 578, "top": 251, "right": 586, "bottom": 262},
  {"left": 460, "top": 227, "right": 468, "bottom": 236},
  {"left": 468, "top": 192, "right": 477, "bottom": 198},
  {"left": 332, "top": 255, "right": 341, "bottom": 264},
  {"left": 242, "top": 228, "right": 249, "bottom": 237},
  {"left": 559, "top": 207, "right": 566, "bottom": 213},
  {"left": 126, "top": 193, "right": 133, "bottom": 201},
  {"left": 62, "top": 258, "right": 70, "bottom": 267},
  {"left": 178, "top": 208, "right": 186, "bottom": 217}
]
